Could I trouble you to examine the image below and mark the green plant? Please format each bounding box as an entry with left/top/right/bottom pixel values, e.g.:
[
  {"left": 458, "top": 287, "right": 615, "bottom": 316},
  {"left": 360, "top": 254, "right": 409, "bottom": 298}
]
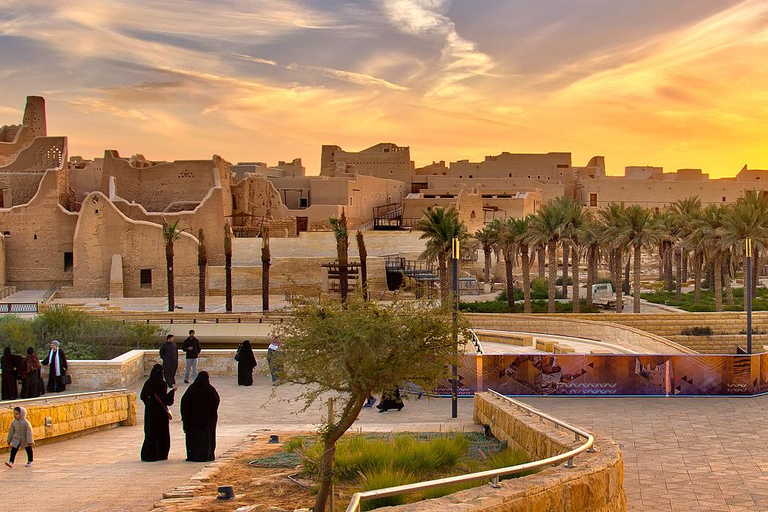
[
  {"left": 283, "top": 437, "right": 305, "bottom": 453},
  {"left": 680, "top": 326, "right": 713, "bottom": 336},
  {"left": 360, "top": 467, "right": 418, "bottom": 510}
]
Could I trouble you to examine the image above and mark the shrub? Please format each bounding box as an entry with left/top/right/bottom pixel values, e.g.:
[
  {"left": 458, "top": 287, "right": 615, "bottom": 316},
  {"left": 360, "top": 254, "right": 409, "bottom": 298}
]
[
  {"left": 680, "top": 326, "right": 712, "bottom": 336},
  {"left": 360, "top": 467, "right": 417, "bottom": 510},
  {"left": 283, "top": 437, "right": 305, "bottom": 453},
  {"left": 530, "top": 277, "right": 548, "bottom": 298},
  {"left": 555, "top": 276, "right": 573, "bottom": 286}
]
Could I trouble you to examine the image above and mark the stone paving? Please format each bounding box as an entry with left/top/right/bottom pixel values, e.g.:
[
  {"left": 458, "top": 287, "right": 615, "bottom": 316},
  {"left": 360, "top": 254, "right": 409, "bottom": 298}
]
[
  {"left": 521, "top": 396, "right": 768, "bottom": 512},
  {"left": 0, "top": 372, "right": 477, "bottom": 512}
]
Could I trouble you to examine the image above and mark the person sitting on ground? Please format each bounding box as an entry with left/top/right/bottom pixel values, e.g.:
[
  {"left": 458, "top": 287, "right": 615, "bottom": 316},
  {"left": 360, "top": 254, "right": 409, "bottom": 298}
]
[
  {"left": 41, "top": 340, "right": 68, "bottom": 393},
  {"left": 5, "top": 406, "right": 33, "bottom": 468},
  {"left": 180, "top": 371, "right": 220, "bottom": 462}
]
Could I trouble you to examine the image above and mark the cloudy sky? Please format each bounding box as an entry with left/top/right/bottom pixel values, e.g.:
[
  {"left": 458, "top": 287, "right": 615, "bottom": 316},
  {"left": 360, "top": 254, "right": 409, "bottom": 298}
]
[{"left": 1, "top": 0, "right": 767, "bottom": 176}]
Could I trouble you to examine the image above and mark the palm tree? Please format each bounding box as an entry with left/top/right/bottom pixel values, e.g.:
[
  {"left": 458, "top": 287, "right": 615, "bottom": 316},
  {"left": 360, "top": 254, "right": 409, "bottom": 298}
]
[
  {"left": 618, "top": 205, "right": 659, "bottom": 313},
  {"left": 493, "top": 218, "right": 518, "bottom": 312},
  {"left": 261, "top": 227, "right": 270, "bottom": 312},
  {"left": 528, "top": 200, "right": 568, "bottom": 312},
  {"left": 356, "top": 230, "right": 368, "bottom": 301},
  {"left": 415, "top": 207, "right": 468, "bottom": 306},
  {"left": 329, "top": 210, "right": 350, "bottom": 304},
  {"left": 560, "top": 198, "right": 588, "bottom": 312},
  {"left": 512, "top": 216, "right": 534, "bottom": 313},
  {"left": 695, "top": 205, "right": 727, "bottom": 312},
  {"left": 723, "top": 200, "right": 768, "bottom": 311},
  {"left": 654, "top": 211, "right": 675, "bottom": 290},
  {"left": 162, "top": 220, "right": 183, "bottom": 312},
  {"left": 600, "top": 203, "right": 629, "bottom": 313},
  {"left": 474, "top": 225, "right": 497, "bottom": 287},
  {"left": 224, "top": 222, "right": 233, "bottom": 312},
  {"left": 669, "top": 197, "right": 702, "bottom": 301},
  {"left": 197, "top": 228, "right": 207, "bottom": 312},
  {"left": 581, "top": 218, "right": 605, "bottom": 310},
  {"left": 738, "top": 190, "right": 768, "bottom": 296}
]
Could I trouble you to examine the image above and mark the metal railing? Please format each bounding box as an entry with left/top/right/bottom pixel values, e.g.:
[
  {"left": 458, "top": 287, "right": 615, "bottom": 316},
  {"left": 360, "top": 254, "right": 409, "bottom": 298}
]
[
  {"left": 345, "top": 390, "right": 595, "bottom": 512},
  {"left": 0, "top": 302, "right": 38, "bottom": 314},
  {"left": 469, "top": 329, "right": 483, "bottom": 355}
]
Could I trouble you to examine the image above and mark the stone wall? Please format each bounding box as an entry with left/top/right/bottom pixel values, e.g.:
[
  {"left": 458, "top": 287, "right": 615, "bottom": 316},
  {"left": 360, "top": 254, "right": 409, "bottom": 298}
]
[
  {"left": 380, "top": 392, "right": 626, "bottom": 511},
  {"left": 467, "top": 313, "right": 696, "bottom": 354},
  {"left": 0, "top": 390, "right": 137, "bottom": 452}
]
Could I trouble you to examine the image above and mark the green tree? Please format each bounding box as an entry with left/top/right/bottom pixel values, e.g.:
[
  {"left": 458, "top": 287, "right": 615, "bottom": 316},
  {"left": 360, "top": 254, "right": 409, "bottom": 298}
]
[
  {"left": 162, "top": 220, "right": 183, "bottom": 312},
  {"left": 723, "top": 200, "right": 768, "bottom": 311},
  {"left": 620, "top": 205, "right": 659, "bottom": 313},
  {"left": 275, "top": 295, "right": 458, "bottom": 512},
  {"left": 738, "top": 190, "right": 768, "bottom": 296},
  {"left": 512, "top": 216, "right": 534, "bottom": 313},
  {"left": 197, "top": 228, "right": 207, "bottom": 312},
  {"left": 581, "top": 218, "right": 605, "bottom": 309},
  {"left": 559, "top": 198, "right": 588, "bottom": 312},
  {"left": 695, "top": 205, "right": 728, "bottom": 312},
  {"left": 669, "top": 197, "right": 702, "bottom": 301},
  {"left": 330, "top": 210, "right": 350, "bottom": 303},
  {"left": 600, "top": 203, "right": 629, "bottom": 313},
  {"left": 493, "top": 218, "right": 518, "bottom": 312},
  {"left": 415, "top": 207, "right": 468, "bottom": 306}
]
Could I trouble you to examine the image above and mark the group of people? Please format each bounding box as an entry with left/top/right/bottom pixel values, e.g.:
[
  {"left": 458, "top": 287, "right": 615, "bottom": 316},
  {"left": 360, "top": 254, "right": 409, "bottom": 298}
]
[
  {"left": 142, "top": 330, "right": 218, "bottom": 463},
  {"left": 234, "top": 337, "right": 282, "bottom": 386},
  {"left": 1, "top": 341, "right": 69, "bottom": 401}
]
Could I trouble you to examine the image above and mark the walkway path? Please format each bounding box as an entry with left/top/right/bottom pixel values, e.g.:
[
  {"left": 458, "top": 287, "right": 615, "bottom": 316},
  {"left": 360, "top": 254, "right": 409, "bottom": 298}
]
[
  {"left": 522, "top": 396, "right": 768, "bottom": 512},
  {"left": 0, "top": 374, "right": 476, "bottom": 512}
]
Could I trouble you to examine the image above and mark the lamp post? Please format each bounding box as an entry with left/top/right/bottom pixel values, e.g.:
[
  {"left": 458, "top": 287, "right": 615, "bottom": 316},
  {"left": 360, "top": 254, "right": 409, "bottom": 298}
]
[
  {"left": 746, "top": 237, "right": 753, "bottom": 354},
  {"left": 451, "top": 237, "right": 459, "bottom": 419}
]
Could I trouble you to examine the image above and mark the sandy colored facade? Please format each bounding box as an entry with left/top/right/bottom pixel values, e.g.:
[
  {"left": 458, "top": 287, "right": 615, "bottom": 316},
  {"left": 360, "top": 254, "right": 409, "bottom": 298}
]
[{"left": 320, "top": 143, "right": 415, "bottom": 186}]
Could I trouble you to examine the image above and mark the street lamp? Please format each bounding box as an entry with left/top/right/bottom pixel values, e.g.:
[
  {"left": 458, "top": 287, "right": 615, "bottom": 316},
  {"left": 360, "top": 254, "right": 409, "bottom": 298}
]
[
  {"left": 746, "top": 237, "right": 753, "bottom": 354},
  {"left": 451, "top": 237, "right": 459, "bottom": 419}
]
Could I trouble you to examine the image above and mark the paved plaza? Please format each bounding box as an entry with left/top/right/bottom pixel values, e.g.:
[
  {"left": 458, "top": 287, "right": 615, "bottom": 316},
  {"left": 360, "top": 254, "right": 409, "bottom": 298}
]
[{"left": 4, "top": 369, "right": 768, "bottom": 511}]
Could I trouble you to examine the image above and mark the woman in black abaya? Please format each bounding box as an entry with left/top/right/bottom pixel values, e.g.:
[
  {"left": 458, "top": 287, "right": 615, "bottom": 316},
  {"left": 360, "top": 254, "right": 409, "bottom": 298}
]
[
  {"left": 235, "top": 340, "right": 257, "bottom": 386},
  {"left": 376, "top": 385, "right": 404, "bottom": 413},
  {"left": 180, "top": 371, "right": 220, "bottom": 462},
  {"left": 1, "top": 347, "right": 23, "bottom": 400},
  {"left": 140, "top": 364, "right": 176, "bottom": 462}
]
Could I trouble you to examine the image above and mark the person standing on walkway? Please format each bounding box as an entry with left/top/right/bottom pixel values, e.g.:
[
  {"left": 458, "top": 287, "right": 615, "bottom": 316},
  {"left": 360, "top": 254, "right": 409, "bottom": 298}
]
[
  {"left": 140, "top": 364, "right": 176, "bottom": 462},
  {"left": 376, "top": 385, "right": 404, "bottom": 413},
  {"left": 5, "top": 406, "right": 33, "bottom": 468},
  {"left": 182, "top": 330, "right": 201, "bottom": 384},
  {"left": 19, "top": 347, "right": 42, "bottom": 399},
  {"left": 41, "top": 340, "right": 68, "bottom": 393},
  {"left": 159, "top": 334, "right": 179, "bottom": 388},
  {"left": 180, "top": 371, "right": 219, "bottom": 462},
  {"left": 1, "top": 347, "right": 23, "bottom": 400},
  {"left": 235, "top": 340, "right": 257, "bottom": 386},
  {"left": 266, "top": 337, "right": 283, "bottom": 385}
]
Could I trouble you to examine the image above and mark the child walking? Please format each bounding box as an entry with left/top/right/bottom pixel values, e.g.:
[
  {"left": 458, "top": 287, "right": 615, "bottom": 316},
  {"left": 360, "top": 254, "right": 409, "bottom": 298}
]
[{"left": 5, "top": 406, "right": 33, "bottom": 468}]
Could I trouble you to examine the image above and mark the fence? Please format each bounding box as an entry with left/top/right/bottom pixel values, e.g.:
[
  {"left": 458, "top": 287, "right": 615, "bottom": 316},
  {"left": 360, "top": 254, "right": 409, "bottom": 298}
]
[
  {"left": 0, "top": 302, "right": 38, "bottom": 313},
  {"left": 436, "top": 352, "right": 768, "bottom": 397}
]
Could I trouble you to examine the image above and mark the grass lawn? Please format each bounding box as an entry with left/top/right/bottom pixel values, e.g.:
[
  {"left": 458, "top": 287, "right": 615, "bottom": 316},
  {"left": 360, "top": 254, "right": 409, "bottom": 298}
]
[
  {"left": 251, "top": 432, "right": 530, "bottom": 510},
  {"left": 641, "top": 287, "right": 768, "bottom": 312}
]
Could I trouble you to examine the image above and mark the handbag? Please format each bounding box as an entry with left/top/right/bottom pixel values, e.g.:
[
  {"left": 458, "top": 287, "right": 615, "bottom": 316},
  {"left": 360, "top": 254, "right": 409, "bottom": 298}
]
[{"left": 63, "top": 374, "right": 72, "bottom": 385}]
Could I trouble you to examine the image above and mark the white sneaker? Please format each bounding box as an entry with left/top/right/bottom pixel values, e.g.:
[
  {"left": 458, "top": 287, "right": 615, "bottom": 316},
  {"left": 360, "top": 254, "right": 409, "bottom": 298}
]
[{"left": 24, "top": 462, "right": 32, "bottom": 467}]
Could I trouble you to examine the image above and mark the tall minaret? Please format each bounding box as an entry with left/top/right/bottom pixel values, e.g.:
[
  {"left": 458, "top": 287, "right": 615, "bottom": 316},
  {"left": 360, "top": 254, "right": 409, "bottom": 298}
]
[{"left": 22, "top": 96, "right": 47, "bottom": 138}]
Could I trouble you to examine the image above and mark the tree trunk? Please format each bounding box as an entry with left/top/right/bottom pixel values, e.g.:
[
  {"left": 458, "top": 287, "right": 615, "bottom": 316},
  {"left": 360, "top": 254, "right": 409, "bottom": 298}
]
[
  {"left": 714, "top": 252, "right": 723, "bottom": 312},
  {"left": 585, "top": 245, "right": 594, "bottom": 309},
  {"left": 658, "top": 244, "right": 664, "bottom": 280},
  {"left": 357, "top": 231, "right": 368, "bottom": 301},
  {"left": 614, "top": 248, "right": 624, "bottom": 313},
  {"left": 548, "top": 241, "right": 557, "bottom": 313},
  {"left": 694, "top": 254, "right": 702, "bottom": 304},
  {"left": 504, "top": 249, "right": 515, "bottom": 312},
  {"left": 262, "top": 233, "right": 271, "bottom": 312},
  {"left": 634, "top": 243, "right": 642, "bottom": 313},
  {"left": 664, "top": 242, "right": 674, "bottom": 291},
  {"left": 675, "top": 246, "right": 682, "bottom": 301},
  {"left": 521, "top": 244, "right": 531, "bottom": 313},
  {"left": 572, "top": 244, "right": 580, "bottom": 313},
  {"left": 562, "top": 242, "right": 569, "bottom": 298},
  {"left": 682, "top": 251, "right": 689, "bottom": 282},
  {"left": 166, "top": 242, "right": 174, "bottom": 312},
  {"left": 225, "top": 223, "right": 232, "bottom": 312},
  {"left": 439, "top": 253, "right": 448, "bottom": 306},
  {"left": 538, "top": 246, "right": 546, "bottom": 278},
  {"left": 609, "top": 250, "right": 615, "bottom": 286},
  {"left": 623, "top": 253, "right": 631, "bottom": 295},
  {"left": 483, "top": 247, "right": 491, "bottom": 285},
  {"left": 723, "top": 255, "right": 734, "bottom": 305},
  {"left": 197, "top": 229, "right": 206, "bottom": 313},
  {"left": 338, "top": 238, "right": 349, "bottom": 304}
]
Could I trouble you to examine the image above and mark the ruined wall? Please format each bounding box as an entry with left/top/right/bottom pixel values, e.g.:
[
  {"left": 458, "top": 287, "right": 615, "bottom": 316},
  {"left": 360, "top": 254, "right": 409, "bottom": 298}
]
[
  {"left": 320, "top": 143, "right": 414, "bottom": 185},
  {"left": 72, "top": 191, "right": 199, "bottom": 297},
  {"left": 69, "top": 156, "right": 104, "bottom": 202},
  {"left": 0, "top": 125, "right": 35, "bottom": 166},
  {"left": 101, "top": 151, "right": 231, "bottom": 213},
  {"left": 0, "top": 170, "right": 78, "bottom": 287}
]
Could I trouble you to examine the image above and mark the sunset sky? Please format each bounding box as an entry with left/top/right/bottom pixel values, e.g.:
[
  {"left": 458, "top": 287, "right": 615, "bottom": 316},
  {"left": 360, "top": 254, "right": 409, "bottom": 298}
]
[{"left": 1, "top": 0, "right": 767, "bottom": 176}]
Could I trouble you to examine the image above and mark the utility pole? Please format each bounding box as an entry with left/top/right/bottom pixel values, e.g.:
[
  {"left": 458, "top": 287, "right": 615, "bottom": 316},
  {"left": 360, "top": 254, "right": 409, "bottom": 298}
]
[
  {"left": 452, "top": 237, "right": 459, "bottom": 419},
  {"left": 746, "top": 237, "right": 753, "bottom": 354}
]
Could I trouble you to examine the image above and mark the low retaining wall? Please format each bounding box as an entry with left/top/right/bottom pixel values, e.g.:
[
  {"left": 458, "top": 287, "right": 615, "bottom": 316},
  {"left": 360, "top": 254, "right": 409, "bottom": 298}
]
[
  {"left": 59, "top": 349, "right": 268, "bottom": 391},
  {"left": 383, "top": 393, "right": 626, "bottom": 512},
  {"left": 0, "top": 390, "right": 137, "bottom": 452}
]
